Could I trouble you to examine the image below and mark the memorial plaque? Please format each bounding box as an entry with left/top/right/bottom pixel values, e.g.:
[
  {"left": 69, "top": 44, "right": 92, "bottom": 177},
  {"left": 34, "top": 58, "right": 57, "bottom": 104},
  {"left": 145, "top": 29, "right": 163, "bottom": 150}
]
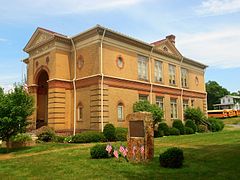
[{"left": 129, "top": 120, "right": 144, "bottom": 137}]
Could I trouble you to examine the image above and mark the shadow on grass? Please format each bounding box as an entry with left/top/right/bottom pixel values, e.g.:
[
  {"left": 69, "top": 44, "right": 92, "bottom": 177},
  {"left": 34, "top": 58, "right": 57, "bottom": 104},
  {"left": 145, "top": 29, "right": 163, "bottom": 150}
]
[
  {"left": 0, "top": 146, "right": 33, "bottom": 154},
  {"left": 118, "top": 143, "right": 240, "bottom": 179}
]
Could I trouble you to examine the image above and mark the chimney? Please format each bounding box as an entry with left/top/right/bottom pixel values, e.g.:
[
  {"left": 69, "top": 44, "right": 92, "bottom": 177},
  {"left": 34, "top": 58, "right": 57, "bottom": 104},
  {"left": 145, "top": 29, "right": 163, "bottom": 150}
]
[{"left": 166, "top": 34, "right": 175, "bottom": 45}]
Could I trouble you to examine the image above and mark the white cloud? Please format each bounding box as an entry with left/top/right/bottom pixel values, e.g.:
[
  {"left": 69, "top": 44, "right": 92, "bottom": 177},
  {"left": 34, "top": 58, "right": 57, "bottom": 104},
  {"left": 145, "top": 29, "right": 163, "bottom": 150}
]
[
  {"left": 0, "top": 0, "right": 144, "bottom": 19},
  {"left": 196, "top": 0, "right": 240, "bottom": 16},
  {"left": 177, "top": 27, "right": 240, "bottom": 68}
]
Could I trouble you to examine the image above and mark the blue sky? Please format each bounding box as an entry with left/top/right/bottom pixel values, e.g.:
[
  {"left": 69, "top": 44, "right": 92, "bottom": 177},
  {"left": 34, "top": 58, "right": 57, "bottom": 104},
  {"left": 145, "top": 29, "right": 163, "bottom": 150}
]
[{"left": 0, "top": 0, "right": 240, "bottom": 92}]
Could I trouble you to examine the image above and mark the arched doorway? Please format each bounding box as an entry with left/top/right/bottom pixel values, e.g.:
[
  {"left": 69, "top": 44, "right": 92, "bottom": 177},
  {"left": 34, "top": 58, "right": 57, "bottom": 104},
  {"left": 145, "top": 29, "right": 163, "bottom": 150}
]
[{"left": 36, "top": 70, "right": 49, "bottom": 129}]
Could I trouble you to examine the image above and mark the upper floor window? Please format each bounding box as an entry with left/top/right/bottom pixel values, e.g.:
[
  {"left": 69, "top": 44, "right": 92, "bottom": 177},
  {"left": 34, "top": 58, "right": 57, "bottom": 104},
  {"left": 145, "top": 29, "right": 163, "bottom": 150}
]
[
  {"left": 139, "top": 94, "right": 148, "bottom": 101},
  {"left": 169, "top": 64, "right": 176, "bottom": 85},
  {"left": 155, "top": 60, "right": 163, "bottom": 82},
  {"left": 117, "top": 103, "right": 124, "bottom": 121},
  {"left": 116, "top": 55, "right": 124, "bottom": 69},
  {"left": 170, "top": 98, "right": 178, "bottom": 119},
  {"left": 138, "top": 55, "right": 148, "bottom": 80},
  {"left": 181, "top": 68, "right": 188, "bottom": 88}
]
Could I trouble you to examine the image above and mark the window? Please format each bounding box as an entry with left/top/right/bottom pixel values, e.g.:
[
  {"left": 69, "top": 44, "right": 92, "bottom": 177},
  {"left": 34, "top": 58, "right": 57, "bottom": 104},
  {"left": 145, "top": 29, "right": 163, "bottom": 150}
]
[
  {"left": 181, "top": 68, "right": 188, "bottom": 88},
  {"left": 77, "top": 55, "right": 84, "bottom": 69},
  {"left": 139, "top": 94, "right": 148, "bottom": 101},
  {"left": 156, "top": 96, "right": 164, "bottom": 117},
  {"left": 169, "top": 64, "right": 176, "bottom": 85},
  {"left": 170, "top": 99, "right": 178, "bottom": 119},
  {"left": 78, "top": 104, "right": 83, "bottom": 121},
  {"left": 116, "top": 56, "right": 124, "bottom": 69},
  {"left": 183, "top": 99, "right": 189, "bottom": 111},
  {"left": 138, "top": 55, "right": 148, "bottom": 80},
  {"left": 155, "top": 60, "right": 163, "bottom": 82},
  {"left": 191, "top": 100, "right": 194, "bottom": 107},
  {"left": 156, "top": 96, "right": 164, "bottom": 110},
  {"left": 117, "top": 103, "right": 124, "bottom": 121}
]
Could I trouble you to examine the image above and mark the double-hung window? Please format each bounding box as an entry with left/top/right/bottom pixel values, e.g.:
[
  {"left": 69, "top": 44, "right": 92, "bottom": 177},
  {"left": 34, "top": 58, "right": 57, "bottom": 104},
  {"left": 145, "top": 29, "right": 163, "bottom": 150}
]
[
  {"left": 181, "top": 68, "right": 188, "bottom": 88},
  {"left": 138, "top": 55, "right": 148, "bottom": 80},
  {"left": 170, "top": 99, "right": 178, "bottom": 119},
  {"left": 169, "top": 64, "right": 176, "bottom": 85},
  {"left": 155, "top": 60, "right": 163, "bottom": 82}
]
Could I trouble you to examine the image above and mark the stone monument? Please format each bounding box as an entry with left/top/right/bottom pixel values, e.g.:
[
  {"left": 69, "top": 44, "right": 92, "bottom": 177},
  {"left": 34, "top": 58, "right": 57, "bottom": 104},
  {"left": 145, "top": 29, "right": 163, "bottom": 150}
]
[{"left": 127, "top": 112, "right": 154, "bottom": 162}]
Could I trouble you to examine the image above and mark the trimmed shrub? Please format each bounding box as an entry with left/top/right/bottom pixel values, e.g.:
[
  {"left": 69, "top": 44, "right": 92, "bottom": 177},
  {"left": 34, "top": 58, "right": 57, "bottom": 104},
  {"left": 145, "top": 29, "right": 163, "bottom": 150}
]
[
  {"left": 36, "top": 126, "right": 56, "bottom": 142},
  {"left": 103, "top": 124, "right": 116, "bottom": 142},
  {"left": 115, "top": 127, "right": 128, "bottom": 141},
  {"left": 9, "top": 133, "right": 32, "bottom": 143},
  {"left": 185, "top": 127, "right": 194, "bottom": 135},
  {"left": 207, "top": 118, "right": 224, "bottom": 132},
  {"left": 185, "top": 119, "right": 197, "bottom": 133},
  {"left": 72, "top": 131, "right": 106, "bottom": 143},
  {"left": 159, "top": 147, "right": 184, "bottom": 168},
  {"left": 90, "top": 144, "right": 109, "bottom": 159},
  {"left": 158, "top": 122, "right": 170, "bottom": 136},
  {"left": 169, "top": 127, "right": 180, "bottom": 136},
  {"left": 64, "top": 136, "right": 73, "bottom": 143},
  {"left": 197, "top": 125, "right": 208, "bottom": 133},
  {"left": 172, "top": 120, "right": 185, "bottom": 135},
  {"left": 54, "top": 136, "right": 66, "bottom": 143}
]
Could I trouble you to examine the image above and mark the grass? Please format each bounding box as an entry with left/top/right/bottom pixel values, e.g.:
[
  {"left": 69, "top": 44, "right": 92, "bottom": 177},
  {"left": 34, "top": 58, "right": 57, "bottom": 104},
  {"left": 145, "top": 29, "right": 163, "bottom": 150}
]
[
  {"left": 221, "top": 117, "right": 240, "bottom": 125},
  {"left": 0, "top": 130, "right": 240, "bottom": 179}
]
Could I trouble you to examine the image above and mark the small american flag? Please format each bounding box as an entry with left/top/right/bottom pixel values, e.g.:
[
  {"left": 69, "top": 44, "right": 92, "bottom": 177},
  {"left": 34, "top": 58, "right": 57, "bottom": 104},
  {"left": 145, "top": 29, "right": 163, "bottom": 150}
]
[
  {"left": 113, "top": 150, "right": 119, "bottom": 159},
  {"left": 140, "top": 145, "right": 145, "bottom": 155},
  {"left": 105, "top": 144, "right": 112, "bottom": 154},
  {"left": 122, "top": 148, "right": 127, "bottom": 157},
  {"left": 119, "top": 146, "right": 125, "bottom": 153}
]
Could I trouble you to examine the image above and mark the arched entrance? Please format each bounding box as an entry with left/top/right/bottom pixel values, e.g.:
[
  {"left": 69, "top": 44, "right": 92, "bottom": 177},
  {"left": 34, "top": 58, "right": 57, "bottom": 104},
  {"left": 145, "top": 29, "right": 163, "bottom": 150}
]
[{"left": 36, "top": 70, "right": 49, "bottom": 129}]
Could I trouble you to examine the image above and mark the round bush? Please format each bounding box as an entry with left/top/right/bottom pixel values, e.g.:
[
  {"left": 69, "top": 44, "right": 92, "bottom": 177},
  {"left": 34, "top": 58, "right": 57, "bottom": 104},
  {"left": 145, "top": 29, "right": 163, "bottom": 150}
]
[
  {"left": 185, "top": 119, "right": 197, "bottom": 132},
  {"left": 115, "top": 127, "right": 128, "bottom": 141},
  {"left": 72, "top": 131, "right": 106, "bottom": 143},
  {"left": 54, "top": 136, "right": 66, "bottom": 143},
  {"left": 169, "top": 127, "right": 180, "bottom": 136},
  {"left": 185, "top": 127, "right": 194, "bottom": 135},
  {"left": 197, "top": 125, "right": 208, "bottom": 133},
  {"left": 158, "top": 122, "right": 170, "bottom": 136},
  {"left": 103, "top": 124, "right": 116, "bottom": 141},
  {"left": 90, "top": 144, "right": 109, "bottom": 159},
  {"left": 207, "top": 118, "right": 224, "bottom": 132},
  {"left": 159, "top": 147, "right": 184, "bottom": 168},
  {"left": 36, "top": 126, "right": 55, "bottom": 142},
  {"left": 172, "top": 120, "right": 185, "bottom": 135}
]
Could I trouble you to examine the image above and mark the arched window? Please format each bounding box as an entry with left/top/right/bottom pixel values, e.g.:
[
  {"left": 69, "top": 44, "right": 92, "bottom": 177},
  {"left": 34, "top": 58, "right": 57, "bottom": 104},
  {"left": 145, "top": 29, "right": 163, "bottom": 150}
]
[
  {"left": 117, "top": 102, "right": 124, "bottom": 121},
  {"left": 78, "top": 103, "right": 83, "bottom": 121}
]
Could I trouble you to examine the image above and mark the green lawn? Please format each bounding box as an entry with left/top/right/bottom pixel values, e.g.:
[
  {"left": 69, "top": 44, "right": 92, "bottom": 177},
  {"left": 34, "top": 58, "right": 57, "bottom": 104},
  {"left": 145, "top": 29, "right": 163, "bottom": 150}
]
[{"left": 1, "top": 130, "right": 240, "bottom": 179}]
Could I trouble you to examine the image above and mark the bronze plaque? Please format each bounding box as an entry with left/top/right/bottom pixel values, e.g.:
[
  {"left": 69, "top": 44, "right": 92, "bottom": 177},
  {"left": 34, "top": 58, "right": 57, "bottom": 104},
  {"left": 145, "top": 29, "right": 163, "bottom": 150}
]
[{"left": 129, "top": 120, "right": 144, "bottom": 137}]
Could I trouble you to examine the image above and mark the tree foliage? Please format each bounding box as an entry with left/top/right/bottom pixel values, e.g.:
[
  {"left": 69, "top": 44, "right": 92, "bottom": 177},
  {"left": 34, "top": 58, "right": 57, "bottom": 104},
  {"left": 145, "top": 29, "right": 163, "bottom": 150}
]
[
  {"left": 184, "top": 107, "right": 206, "bottom": 125},
  {"left": 0, "top": 85, "right": 34, "bottom": 142},
  {"left": 133, "top": 100, "right": 163, "bottom": 125},
  {"left": 206, "top": 81, "right": 229, "bottom": 110}
]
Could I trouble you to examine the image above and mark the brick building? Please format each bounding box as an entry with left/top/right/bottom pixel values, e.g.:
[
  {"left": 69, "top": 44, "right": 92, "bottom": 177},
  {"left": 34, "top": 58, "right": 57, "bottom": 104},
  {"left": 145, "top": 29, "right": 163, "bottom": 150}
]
[{"left": 23, "top": 25, "right": 207, "bottom": 134}]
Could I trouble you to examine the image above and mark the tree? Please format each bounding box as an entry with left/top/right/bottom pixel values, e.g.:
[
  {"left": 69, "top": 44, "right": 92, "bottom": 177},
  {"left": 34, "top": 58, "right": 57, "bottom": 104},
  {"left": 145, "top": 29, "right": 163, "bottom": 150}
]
[
  {"left": 0, "top": 85, "right": 34, "bottom": 144},
  {"left": 184, "top": 107, "right": 206, "bottom": 125},
  {"left": 133, "top": 100, "right": 163, "bottom": 125},
  {"left": 206, "top": 81, "right": 229, "bottom": 110}
]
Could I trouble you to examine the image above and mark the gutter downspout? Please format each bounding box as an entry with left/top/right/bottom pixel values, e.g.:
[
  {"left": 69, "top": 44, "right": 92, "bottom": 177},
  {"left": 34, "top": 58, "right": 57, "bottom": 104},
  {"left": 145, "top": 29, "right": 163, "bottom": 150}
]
[
  {"left": 100, "top": 29, "right": 106, "bottom": 132},
  {"left": 149, "top": 46, "right": 154, "bottom": 104},
  {"left": 180, "top": 57, "right": 184, "bottom": 121},
  {"left": 71, "top": 38, "right": 77, "bottom": 135}
]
